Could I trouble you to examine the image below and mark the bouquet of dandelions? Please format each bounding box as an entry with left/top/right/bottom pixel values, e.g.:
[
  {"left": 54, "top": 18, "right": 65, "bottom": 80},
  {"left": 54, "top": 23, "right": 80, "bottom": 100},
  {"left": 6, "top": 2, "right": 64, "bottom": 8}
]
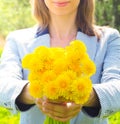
[{"left": 22, "top": 40, "right": 96, "bottom": 124}]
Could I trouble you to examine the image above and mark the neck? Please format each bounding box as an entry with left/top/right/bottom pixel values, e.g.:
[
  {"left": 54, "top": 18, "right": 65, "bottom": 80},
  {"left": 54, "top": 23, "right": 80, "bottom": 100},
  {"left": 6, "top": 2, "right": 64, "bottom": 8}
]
[{"left": 49, "top": 12, "right": 77, "bottom": 41}]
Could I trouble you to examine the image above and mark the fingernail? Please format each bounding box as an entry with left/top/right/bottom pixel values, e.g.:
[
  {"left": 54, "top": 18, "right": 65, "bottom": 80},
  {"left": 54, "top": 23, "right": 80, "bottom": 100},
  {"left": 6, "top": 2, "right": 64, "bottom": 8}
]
[
  {"left": 42, "top": 101, "right": 46, "bottom": 106},
  {"left": 67, "top": 102, "right": 72, "bottom": 108}
]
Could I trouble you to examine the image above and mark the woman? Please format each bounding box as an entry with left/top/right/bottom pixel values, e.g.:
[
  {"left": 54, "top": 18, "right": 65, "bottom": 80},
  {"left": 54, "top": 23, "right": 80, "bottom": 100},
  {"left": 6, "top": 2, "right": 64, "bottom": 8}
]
[{"left": 0, "top": 0, "right": 120, "bottom": 124}]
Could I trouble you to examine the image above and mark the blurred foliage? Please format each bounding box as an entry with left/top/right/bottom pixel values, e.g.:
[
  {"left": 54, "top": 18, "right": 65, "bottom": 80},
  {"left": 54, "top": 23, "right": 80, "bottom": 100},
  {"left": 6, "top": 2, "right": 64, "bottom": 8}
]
[
  {"left": 0, "top": 49, "right": 2, "bottom": 56},
  {"left": 0, "top": 0, "right": 35, "bottom": 37},
  {"left": 95, "top": 0, "right": 114, "bottom": 26},
  {"left": 95, "top": 0, "right": 120, "bottom": 31},
  {"left": 0, "top": 107, "right": 19, "bottom": 124},
  {"left": 109, "top": 112, "right": 120, "bottom": 124}
]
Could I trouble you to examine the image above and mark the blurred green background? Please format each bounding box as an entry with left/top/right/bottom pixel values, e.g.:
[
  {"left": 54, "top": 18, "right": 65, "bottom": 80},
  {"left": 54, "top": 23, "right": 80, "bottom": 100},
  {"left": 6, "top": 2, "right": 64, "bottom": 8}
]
[{"left": 0, "top": 0, "right": 120, "bottom": 124}]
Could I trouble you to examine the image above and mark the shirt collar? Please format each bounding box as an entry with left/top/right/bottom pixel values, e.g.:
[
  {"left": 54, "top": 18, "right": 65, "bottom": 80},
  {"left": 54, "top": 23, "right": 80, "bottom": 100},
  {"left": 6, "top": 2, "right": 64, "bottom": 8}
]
[
  {"left": 35, "top": 27, "right": 82, "bottom": 38},
  {"left": 35, "top": 27, "right": 49, "bottom": 38}
]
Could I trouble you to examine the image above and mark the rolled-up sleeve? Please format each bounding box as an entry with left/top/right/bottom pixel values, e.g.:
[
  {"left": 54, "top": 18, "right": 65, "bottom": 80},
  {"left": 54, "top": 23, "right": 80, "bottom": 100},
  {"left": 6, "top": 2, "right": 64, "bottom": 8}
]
[
  {"left": 83, "top": 29, "right": 120, "bottom": 118},
  {"left": 94, "top": 29, "right": 120, "bottom": 118},
  {"left": 0, "top": 33, "right": 28, "bottom": 113}
]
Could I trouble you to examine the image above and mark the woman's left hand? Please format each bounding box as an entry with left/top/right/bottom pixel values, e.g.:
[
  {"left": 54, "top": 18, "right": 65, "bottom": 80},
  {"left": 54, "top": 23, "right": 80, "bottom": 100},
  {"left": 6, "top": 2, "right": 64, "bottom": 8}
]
[{"left": 36, "top": 98, "right": 82, "bottom": 122}]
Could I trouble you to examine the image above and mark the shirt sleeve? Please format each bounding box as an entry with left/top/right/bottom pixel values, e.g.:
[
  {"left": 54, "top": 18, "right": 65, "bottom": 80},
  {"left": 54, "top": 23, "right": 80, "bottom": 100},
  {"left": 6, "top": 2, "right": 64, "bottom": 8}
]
[
  {"left": 0, "top": 32, "right": 31, "bottom": 113},
  {"left": 82, "top": 28, "right": 120, "bottom": 118}
]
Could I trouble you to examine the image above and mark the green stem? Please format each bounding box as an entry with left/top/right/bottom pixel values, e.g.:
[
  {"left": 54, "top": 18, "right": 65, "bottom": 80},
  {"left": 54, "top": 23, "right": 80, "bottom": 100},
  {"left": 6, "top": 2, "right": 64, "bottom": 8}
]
[{"left": 44, "top": 116, "right": 70, "bottom": 124}]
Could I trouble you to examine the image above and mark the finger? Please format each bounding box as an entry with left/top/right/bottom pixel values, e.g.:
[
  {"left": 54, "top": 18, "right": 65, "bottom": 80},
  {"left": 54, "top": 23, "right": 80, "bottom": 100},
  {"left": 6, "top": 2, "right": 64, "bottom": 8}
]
[
  {"left": 45, "top": 108, "right": 80, "bottom": 122},
  {"left": 43, "top": 101, "right": 81, "bottom": 115},
  {"left": 36, "top": 99, "right": 81, "bottom": 120},
  {"left": 35, "top": 98, "right": 45, "bottom": 112},
  {"left": 42, "top": 102, "right": 81, "bottom": 118},
  {"left": 42, "top": 101, "right": 66, "bottom": 114}
]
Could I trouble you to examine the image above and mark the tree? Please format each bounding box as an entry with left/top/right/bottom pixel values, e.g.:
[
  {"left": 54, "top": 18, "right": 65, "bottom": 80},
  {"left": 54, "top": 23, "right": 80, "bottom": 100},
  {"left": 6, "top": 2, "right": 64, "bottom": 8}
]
[
  {"left": 95, "top": 0, "right": 114, "bottom": 27},
  {"left": 113, "top": 0, "right": 120, "bottom": 30},
  {"left": 95, "top": 0, "right": 120, "bottom": 31}
]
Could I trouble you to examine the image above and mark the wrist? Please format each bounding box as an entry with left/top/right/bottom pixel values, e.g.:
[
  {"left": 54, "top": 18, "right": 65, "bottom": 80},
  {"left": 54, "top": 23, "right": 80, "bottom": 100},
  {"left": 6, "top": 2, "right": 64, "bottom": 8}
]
[
  {"left": 83, "top": 88, "right": 100, "bottom": 107},
  {"left": 17, "top": 83, "right": 35, "bottom": 105}
]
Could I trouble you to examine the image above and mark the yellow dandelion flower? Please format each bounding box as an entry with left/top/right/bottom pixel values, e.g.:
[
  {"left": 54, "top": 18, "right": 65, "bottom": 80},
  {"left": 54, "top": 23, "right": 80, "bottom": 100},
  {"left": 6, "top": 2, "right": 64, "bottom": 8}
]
[
  {"left": 28, "top": 71, "right": 38, "bottom": 81},
  {"left": 65, "top": 54, "right": 82, "bottom": 74},
  {"left": 55, "top": 73, "right": 71, "bottom": 97},
  {"left": 65, "top": 47, "right": 82, "bottom": 62},
  {"left": 75, "top": 66, "right": 83, "bottom": 77},
  {"left": 74, "top": 94, "right": 90, "bottom": 104},
  {"left": 66, "top": 58, "right": 81, "bottom": 73},
  {"left": 66, "top": 40, "right": 87, "bottom": 60},
  {"left": 43, "top": 81, "right": 59, "bottom": 100},
  {"left": 34, "top": 46, "right": 49, "bottom": 54},
  {"left": 82, "top": 58, "right": 96, "bottom": 77},
  {"left": 25, "top": 53, "right": 44, "bottom": 71},
  {"left": 53, "top": 58, "right": 68, "bottom": 74},
  {"left": 71, "top": 77, "right": 92, "bottom": 104},
  {"left": 64, "top": 70, "right": 77, "bottom": 80},
  {"left": 64, "top": 90, "right": 74, "bottom": 101},
  {"left": 29, "top": 80, "right": 43, "bottom": 98},
  {"left": 50, "top": 47, "right": 65, "bottom": 58},
  {"left": 22, "top": 53, "right": 33, "bottom": 69},
  {"left": 28, "top": 70, "right": 43, "bottom": 82},
  {"left": 41, "top": 70, "right": 57, "bottom": 82},
  {"left": 69, "top": 40, "right": 87, "bottom": 53},
  {"left": 34, "top": 46, "right": 54, "bottom": 70}
]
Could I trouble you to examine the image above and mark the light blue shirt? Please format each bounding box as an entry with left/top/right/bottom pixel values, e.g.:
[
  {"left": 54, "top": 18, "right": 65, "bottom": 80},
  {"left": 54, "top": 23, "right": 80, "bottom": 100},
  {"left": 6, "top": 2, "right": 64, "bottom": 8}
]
[{"left": 0, "top": 26, "right": 120, "bottom": 124}]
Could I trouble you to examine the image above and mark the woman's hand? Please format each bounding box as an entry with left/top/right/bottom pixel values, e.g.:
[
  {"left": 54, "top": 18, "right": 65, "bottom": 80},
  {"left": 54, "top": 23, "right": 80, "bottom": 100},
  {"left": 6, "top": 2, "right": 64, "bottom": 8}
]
[{"left": 36, "top": 98, "right": 82, "bottom": 122}]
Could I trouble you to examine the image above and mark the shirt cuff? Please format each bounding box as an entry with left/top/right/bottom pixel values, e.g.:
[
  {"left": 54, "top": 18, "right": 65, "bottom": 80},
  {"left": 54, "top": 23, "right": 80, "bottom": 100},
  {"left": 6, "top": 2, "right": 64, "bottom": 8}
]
[
  {"left": 82, "top": 107, "right": 100, "bottom": 117},
  {"left": 15, "top": 100, "right": 35, "bottom": 111},
  {"left": 0, "top": 79, "right": 29, "bottom": 114}
]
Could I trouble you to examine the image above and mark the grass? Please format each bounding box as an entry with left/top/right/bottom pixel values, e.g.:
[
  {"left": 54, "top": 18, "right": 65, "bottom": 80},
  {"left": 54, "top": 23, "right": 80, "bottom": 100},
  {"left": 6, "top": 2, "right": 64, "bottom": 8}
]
[
  {"left": 0, "top": 107, "right": 19, "bottom": 124},
  {"left": 109, "top": 112, "right": 120, "bottom": 124},
  {"left": 0, "top": 107, "right": 120, "bottom": 124}
]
